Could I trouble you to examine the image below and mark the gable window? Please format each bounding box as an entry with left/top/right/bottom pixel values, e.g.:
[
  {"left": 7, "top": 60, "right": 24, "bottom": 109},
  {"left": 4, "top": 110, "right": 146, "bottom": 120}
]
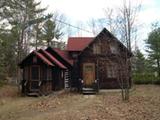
[
  {"left": 93, "top": 44, "right": 101, "bottom": 54},
  {"left": 107, "top": 63, "right": 117, "bottom": 78},
  {"left": 72, "top": 53, "right": 78, "bottom": 58},
  {"left": 110, "top": 43, "right": 118, "bottom": 54}
]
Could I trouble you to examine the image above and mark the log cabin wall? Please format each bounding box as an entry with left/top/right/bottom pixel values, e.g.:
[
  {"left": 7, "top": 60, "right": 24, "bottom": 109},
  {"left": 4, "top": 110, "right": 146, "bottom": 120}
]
[
  {"left": 20, "top": 28, "right": 132, "bottom": 95},
  {"left": 46, "top": 48, "right": 72, "bottom": 88},
  {"left": 21, "top": 55, "right": 54, "bottom": 95},
  {"left": 52, "top": 67, "right": 65, "bottom": 90},
  {"left": 79, "top": 33, "right": 127, "bottom": 89}
]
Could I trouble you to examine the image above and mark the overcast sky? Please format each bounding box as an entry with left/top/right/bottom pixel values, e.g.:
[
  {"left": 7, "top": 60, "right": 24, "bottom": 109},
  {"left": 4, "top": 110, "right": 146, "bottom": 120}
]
[{"left": 40, "top": 0, "right": 160, "bottom": 53}]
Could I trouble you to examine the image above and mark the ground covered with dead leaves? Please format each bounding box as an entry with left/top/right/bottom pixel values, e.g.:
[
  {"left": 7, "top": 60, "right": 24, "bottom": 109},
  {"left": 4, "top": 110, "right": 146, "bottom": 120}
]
[{"left": 0, "top": 85, "right": 160, "bottom": 120}]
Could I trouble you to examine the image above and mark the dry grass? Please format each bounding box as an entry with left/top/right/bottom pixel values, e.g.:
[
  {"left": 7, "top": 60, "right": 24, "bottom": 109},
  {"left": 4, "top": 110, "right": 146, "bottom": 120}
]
[
  {"left": 0, "top": 85, "right": 160, "bottom": 120},
  {"left": 0, "top": 85, "right": 19, "bottom": 98}
]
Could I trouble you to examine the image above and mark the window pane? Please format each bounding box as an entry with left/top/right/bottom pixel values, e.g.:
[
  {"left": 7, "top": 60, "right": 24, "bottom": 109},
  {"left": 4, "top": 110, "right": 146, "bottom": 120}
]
[
  {"left": 107, "top": 64, "right": 117, "bottom": 78},
  {"left": 93, "top": 44, "right": 101, "bottom": 54}
]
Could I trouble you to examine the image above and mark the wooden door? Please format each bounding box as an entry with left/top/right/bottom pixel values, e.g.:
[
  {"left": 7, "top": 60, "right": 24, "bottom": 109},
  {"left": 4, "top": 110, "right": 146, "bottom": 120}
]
[
  {"left": 30, "top": 65, "right": 40, "bottom": 91},
  {"left": 83, "top": 63, "right": 95, "bottom": 85}
]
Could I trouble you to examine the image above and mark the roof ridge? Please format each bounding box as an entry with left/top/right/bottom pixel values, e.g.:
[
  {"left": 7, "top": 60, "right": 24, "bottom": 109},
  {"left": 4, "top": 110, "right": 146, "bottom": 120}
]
[
  {"left": 69, "top": 37, "right": 94, "bottom": 38},
  {"left": 33, "top": 51, "right": 53, "bottom": 66},
  {"left": 39, "top": 49, "right": 66, "bottom": 69},
  {"left": 48, "top": 47, "right": 73, "bottom": 65}
]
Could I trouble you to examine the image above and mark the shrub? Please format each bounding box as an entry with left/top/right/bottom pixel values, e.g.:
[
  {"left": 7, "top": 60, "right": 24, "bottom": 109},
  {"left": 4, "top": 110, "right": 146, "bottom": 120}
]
[
  {"left": 0, "top": 80, "right": 5, "bottom": 87},
  {"left": 133, "top": 73, "right": 160, "bottom": 84}
]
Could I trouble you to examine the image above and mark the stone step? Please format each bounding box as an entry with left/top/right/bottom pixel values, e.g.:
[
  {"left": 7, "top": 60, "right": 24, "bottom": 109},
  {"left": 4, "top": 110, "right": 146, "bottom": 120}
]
[
  {"left": 82, "top": 88, "right": 94, "bottom": 91},
  {"left": 27, "top": 92, "right": 39, "bottom": 96},
  {"left": 83, "top": 91, "right": 96, "bottom": 94},
  {"left": 82, "top": 87, "right": 97, "bottom": 95}
]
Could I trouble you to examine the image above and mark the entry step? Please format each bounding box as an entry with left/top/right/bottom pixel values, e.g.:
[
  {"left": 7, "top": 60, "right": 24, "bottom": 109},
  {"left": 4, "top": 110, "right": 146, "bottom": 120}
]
[
  {"left": 27, "top": 92, "right": 39, "bottom": 96},
  {"left": 82, "top": 87, "right": 97, "bottom": 94}
]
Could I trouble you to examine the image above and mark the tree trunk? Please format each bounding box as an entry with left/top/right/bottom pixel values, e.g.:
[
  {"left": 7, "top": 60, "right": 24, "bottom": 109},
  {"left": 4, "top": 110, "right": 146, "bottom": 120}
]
[
  {"left": 17, "top": 29, "right": 24, "bottom": 91},
  {"left": 157, "top": 59, "right": 160, "bottom": 78}
]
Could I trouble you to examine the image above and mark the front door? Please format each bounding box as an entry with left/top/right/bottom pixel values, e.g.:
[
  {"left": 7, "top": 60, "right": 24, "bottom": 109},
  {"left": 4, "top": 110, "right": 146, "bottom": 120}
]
[
  {"left": 30, "top": 66, "right": 40, "bottom": 91},
  {"left": 83, "top": 63, "right": 95, "bottom": 86}
]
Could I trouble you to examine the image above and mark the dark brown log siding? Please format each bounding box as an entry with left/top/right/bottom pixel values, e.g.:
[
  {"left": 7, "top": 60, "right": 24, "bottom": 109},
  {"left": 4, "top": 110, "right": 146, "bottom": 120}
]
[{"left": 79, "top": 35, "right": 126, "bottom": 88}]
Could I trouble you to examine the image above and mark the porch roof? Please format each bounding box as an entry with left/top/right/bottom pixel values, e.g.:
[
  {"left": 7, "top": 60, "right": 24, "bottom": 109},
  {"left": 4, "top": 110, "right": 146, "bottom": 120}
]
[
  {"left": 33, "top": 51, "right": 54, "bottom": 66},
  {"left": 39, "top": 49, "right": 67, "bottom": 69},
  {"left": 19, "top": 50, "right": 54, "bottom": 67},
  {"left": 50, "top": 47, "right": 74, "bottom": 66}
]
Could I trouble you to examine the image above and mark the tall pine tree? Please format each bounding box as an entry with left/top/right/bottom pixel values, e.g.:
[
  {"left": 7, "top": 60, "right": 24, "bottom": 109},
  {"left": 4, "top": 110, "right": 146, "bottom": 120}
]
[
  {"left": 133, "top": 49, "right": 146, "bottom": 74},
  {"left": 146, "top": 27, "right": 160, "bottom": 79},
  {"left": 0, "top": 0, "right": 51, "bottom": 82}
]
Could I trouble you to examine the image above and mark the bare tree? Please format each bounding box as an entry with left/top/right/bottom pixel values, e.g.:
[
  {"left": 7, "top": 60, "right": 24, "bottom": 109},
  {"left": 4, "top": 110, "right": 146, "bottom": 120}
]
[
  {"left": 88, "top": 18, "right": 98, "bottom": 35},
  {"left": 117, "top": 0, "right": 141, "bottom": 50},
  {"left": 103, "top": 8, "right": 118, "bottom": 35},
  {"left": 104, "top": 0, "right": 141, "bottom": 49},
  {"left": 104, "top": 0, "right": 141, "bottom": 101},
  {"left": 118, "top": 0, "right": 141, "bottom": 101}
]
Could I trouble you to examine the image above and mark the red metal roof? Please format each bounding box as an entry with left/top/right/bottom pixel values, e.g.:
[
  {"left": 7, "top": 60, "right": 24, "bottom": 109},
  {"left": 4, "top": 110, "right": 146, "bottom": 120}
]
[
  {"left": 33, "top": 51, "right": 53, "bottom": 66},
  {"left": 53, "top": 48, "right": 74, "bottom": 65},
  {"left": 39, "top": 49, "right": 67, "bottom": 69},
  {"left": 67, "top": 37, "right": 94, "bottom": 51}
]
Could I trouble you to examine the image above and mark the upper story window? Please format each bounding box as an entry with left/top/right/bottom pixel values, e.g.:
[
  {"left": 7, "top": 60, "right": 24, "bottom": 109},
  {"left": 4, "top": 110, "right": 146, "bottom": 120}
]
[
  {"left": 93, "top": 44, "right": 101, "bottom": 54},
  {"left": 71, "top": 53, "right": 78, "bottom": 58},
  {"left": 110, "top": 43, "right": 118, "bottom": 54}
]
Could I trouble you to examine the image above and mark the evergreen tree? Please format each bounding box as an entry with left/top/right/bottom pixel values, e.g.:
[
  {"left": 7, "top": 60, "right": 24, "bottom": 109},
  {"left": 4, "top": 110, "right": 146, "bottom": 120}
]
[
  {"left": 30, "top": 23, "right": 43, "bottom": 50},
  {"left": 146, "top": 27, "right": 160, "bottom": 78},
  {"left": 0, "top": 0, "right": 50, "bottom": 61},
  {"left": 41, "top": 19, "right": 63, "bottom": 47},
  {"left": 0, "top": 27, "right": 17, "bottom": 79},
  {"left": 132, "top": 48, "right": 156, "bottom": 84},
  {"left": 133, "top": 49, "right": 146, "bottom": 74},
  {"left": 0, "top": 0, "right": 51, "bottom": 82}
]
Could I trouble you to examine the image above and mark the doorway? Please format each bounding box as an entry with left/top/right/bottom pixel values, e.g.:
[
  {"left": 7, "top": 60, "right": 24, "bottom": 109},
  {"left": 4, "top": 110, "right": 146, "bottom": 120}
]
[
  {"left": 83, "top": 63, "right": 95, "bottom": 86},
  {"left": 30, "top": 65, "right": 40, "bottom": 91}
]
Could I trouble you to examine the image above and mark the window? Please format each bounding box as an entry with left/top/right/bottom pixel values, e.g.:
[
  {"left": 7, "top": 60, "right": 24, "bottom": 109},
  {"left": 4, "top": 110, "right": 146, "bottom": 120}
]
[
  {"left": 93, "top": 44, "right": 101, "bottom": 54},
  {"left": 72, "top": 53, "right": 78, "bottom": 58},
  {"left": 107, "top": 63, "right": 117, "bottom": 78},
  {"left": 110, "top": 43, "right": 118, "bottom": 54},
  {"left": 85, "top": 65, "right": 93, "bottom": 72}
]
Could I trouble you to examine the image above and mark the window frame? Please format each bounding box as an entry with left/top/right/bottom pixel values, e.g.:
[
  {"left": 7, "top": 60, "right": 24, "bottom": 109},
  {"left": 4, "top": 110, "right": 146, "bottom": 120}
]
[
  {"left": 93, "top": 44, "right": 101, "bottom": 54},
  {"left": 107, "top": 63, "right": 117, "bottom": 78}
]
